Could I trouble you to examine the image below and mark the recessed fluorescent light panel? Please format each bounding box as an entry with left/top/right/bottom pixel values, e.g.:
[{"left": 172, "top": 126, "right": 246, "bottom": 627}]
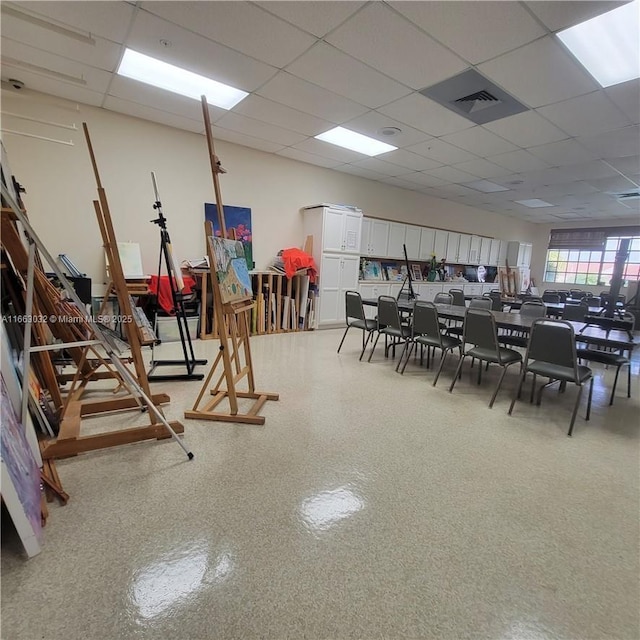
[
  {"left": 117, "top": 48, "right": 248, "bottom": 109},
  {"left": 465, "top": 179, "right": 510, "bottom": 193},
  {"left": 515, "top": 199, "right": 554, "bottom": 208},
  {"left": 315, "top": 126, "right": 397, "bottom": 156},
  {"left": 557, "top": 0, "right": 640, "bottom": 88}
]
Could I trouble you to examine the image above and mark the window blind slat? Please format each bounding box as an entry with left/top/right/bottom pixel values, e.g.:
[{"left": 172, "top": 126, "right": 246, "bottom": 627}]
[{"left": 549, "top": 229, "right": 606, "bottom": 250}]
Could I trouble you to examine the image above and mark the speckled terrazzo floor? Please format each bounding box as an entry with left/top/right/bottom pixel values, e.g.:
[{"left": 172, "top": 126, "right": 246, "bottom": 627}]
[{"left": 2, "top": 328, "right": 639, "bottom": 640}]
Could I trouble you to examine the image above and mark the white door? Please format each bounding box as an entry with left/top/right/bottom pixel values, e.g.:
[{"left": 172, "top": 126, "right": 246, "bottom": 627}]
[
  {"left": 387, "top": 222, "right": 406, "bottom": 258},
  {"left": 458, "top": 233, "right": 471, "bottom": 263},
  {"left": 404, "top": 225, "right": 421, "bottom": 260},
  {"left": 322, "top": 209, "right": 345, "bottom": 254},
  {"left": 339, "top": 255, "right": 361, "bottom": 322},
  {"left": 434, "top": 230, "right": 448, "bottom": 261},
  {"left": 469, "top": 235, "right": 481, "bottom": 264},
  {"left": 370, "top": 220, "right": 390, "bottom": 257},
  {"left": 479, "top": 237, "right": 491, "bottom": 265},
  {"left": 446, "top": 232, "right": 460, "bottom": 262},
  {"left": 419, "top": 228, "right": 435, "bottom": 260},
  {"left": 489, "top": 239, "right": 501, "bottom": 266},
  {"left": 342, "top": 211, "right": 362, "bottom": 254},
  {"left": 360, "top": 217, "right": 372, "bottom": 255},
  {"left": 319, "top": 254, "right": 342, "bottom": 324}
]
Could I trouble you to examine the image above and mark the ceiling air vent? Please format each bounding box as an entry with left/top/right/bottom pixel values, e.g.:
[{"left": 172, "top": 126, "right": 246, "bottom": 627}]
[{"left": 420, "top": 69, "right": 529, "bottom": 125}]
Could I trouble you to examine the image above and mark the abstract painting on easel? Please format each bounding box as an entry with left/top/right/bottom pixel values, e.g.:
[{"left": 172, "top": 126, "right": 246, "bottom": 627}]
[{"left": 209, "top": 236, "right": 253, "bottom": 304}]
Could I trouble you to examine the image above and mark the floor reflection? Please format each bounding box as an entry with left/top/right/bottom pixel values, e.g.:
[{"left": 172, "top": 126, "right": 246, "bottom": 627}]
[
  {"left": 300, "top": 486, "right": 364, "bottom": 533},
  {"left": 130, "top": 542, "right": 234, "bottom": 621}
]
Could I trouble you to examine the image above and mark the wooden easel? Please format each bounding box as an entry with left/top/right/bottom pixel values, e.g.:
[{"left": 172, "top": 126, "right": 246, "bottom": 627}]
[{"left": 185, "top": 96, "right": 278, "bottom": 425}]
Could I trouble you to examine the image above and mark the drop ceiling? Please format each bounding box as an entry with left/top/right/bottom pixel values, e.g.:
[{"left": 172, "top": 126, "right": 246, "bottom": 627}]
[{"left": 1, "top": 0, "right": 639, "bottom": 224}]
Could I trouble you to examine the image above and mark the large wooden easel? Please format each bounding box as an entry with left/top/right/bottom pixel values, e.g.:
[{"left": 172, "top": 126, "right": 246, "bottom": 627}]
[{"left": 185, "top": 96, "right": 278, "bottom": 425}]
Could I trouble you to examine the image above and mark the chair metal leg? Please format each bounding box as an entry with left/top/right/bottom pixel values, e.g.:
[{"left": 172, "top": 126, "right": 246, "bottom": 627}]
[
  {"left": 367, "top": 332, "right": 381, "bottom": 362},
  {"left": 586, "top": 376, "right": 594, "bottom": 421},
  {"left": 489, "top": 365, "right": 508, "bottom": 408},
  {"left": 359, "top": 331, "right": 373, "bottom": 361},
  {"left": 477, "top": 358, "right": 483, "bottom": 385},
  {"left": 567, "top": 384, "right": 584, "bottom": 436},
  {"left": 396, "top": 340, "right": 411, "bottom": 373},
  {"left": 628, "top": 361, "right": 632, "bottom": 398},
  {"left": 609, "top": 365, "right": 621, "bottom": 405},
  {"left": 433, "top": 349, "right": 448, "bottom": 387},
  {"left": 449, "top": 354, "right": 466, "bottom": 392},
  {"left": 508, "top": 366, "right": 527, "bottom": 415},
  {"left": 399, "top": 342, "right": 416, "bottom": 374},
  {"left": 529, "top": 372, "right": 537, "bottom": 404},
  {"left": 337, "top": 325, "right": 351, "bottom": 353}
]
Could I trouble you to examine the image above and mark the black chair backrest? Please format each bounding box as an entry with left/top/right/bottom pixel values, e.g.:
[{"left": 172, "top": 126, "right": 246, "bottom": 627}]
[
  {"left": 469, "top": 297, "right": 492, "bottom": 310},
  {"left": 556, "top": 290, "right": 569, "bottom": 302},
  {"left": 463, "top": 308, "right": 501, "bottom": 359},
  {"left": 448, "top": 288, "right": 465, "bottom": 307},
  {"left": 520, "top": 300, "right": 547, "bottom": 319},
  {"left": 377, "top": 295, "right": 402, "bottom": 330},
  {"left": 434, "top": 292, "right": 453, "bottom": 305},
  {"left": 345, "top": 291, "right": 365, "bottom": 322},
  {"left": 526, "top": 319, "right": 579, "bottom": 380},
  {"left": 542, "top": 292, "right": 560, "bottom": 303},
  {"left": 570, "top": 289, "right": 586, "bottom": 299},
  {"left": 562, "top": 300, "right": 589, "bottom": 321},
  {"left": 412, "top": 301, "right": 442, "bottom": 345},
  {"left": 484, "top": 290, "right": 502, "bottom": 311}
]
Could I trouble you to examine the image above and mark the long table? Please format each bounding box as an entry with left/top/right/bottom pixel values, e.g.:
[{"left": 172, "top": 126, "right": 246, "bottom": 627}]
[{"left": 361, "top": 298, "right": 639, "bottom": 352}]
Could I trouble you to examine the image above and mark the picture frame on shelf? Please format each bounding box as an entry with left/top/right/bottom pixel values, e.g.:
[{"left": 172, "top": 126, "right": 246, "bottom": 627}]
[
  {"left": 411, "top": 264, "right": 423, "bottom": 281},
  {"left": 363, "top": 260, "right": 383, "bottom": 281}
]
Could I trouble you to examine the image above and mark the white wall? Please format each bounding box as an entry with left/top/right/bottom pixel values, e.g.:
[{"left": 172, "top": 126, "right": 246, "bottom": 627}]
[
  {"left": 2, "top": 89, "right": 536, "bottom": 293},
  {"left": 531, "top": 219, "right": 639, "bottom": 295}
]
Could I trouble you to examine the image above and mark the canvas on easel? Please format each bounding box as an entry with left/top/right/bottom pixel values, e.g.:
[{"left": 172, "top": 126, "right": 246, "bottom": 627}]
[{"left": 210, "top": 235, "right": 252, "bottom": 304}]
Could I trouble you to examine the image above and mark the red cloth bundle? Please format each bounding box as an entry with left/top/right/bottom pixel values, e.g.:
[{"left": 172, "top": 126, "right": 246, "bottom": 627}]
[{"left": 280, "top": 248, "right": 317, "bottom": 282}]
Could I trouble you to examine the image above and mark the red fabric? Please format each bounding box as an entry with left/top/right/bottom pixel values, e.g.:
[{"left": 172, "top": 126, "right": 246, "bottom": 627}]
[
  {"left": 147, "top": 275, "right": 196, "bottom": 314},
  {"left": 281, "top": 248, "right": 317, "bottom": 283}
]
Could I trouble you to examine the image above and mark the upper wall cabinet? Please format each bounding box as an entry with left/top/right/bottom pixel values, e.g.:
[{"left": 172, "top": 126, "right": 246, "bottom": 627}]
[
  {"left": 361, "top": 217, "right": 390, "bottom": 257},
  {"left": 469, "top": 235, "right": 481, "bottom": 264},
  {"left": 479, "top": 237, "right": 491, "bottom": 265},
  {"left": 320, "top": 207, "right": 362, "bottom": 254},
  {"left": 404, "top": 225, "right": 422, "bottom": 260},
  {"left": 434, "top": 230, "right": 449, "bottom": 261},
  {"left": 387, "top": 222, "right": 407, "bottom": 259},
  {"left": 419, "top": 228, "right": 435, "bottom": 260},
  {"left": 446, "top": 232, "right": 460, "bottom": 262},
  {"left": 507, "top": 241, "right": 532, "bottom": 268},
  {"left": 457, "top": 233, "right": 471, "bottom": 264},
  {"left": 489, "top": 238, "right": 501, "bottom": 266}
]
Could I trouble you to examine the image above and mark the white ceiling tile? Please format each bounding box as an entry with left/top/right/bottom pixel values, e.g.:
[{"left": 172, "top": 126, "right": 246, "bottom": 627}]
[
  {"left": 350, "top": 157, "right": 409, "bottom": 177},
  {"left": 605, "top": 79, "right": 640, "bottom": 125},
  {"left": 276, "top": 147, "right": 343, "bottom": 168},
  {"left": 527, "top": 181, "right": 600, "bottom": 198},
  {"left": 0, "top": 20, "right": 121, "bottom": 72},
  {"left": 107, "top": 75, "right": 226, "bottom": 122},
  {"left": 376, "top": 149, "right": 442, "bottom": 171},
  {"left": 589, "top": 176, "right": 638, "bottom": 193},
  {"left": 433, "top": 184, "right": 481, "bottom": 198},
  {"left": 525, "top": 1, "right": 627, "bottom": 32},
  {"left": 1, "top": 38, "right": 113, "bottom": 93},
  {"left": 127, "top": 10, "right": 277, "bottom": 92},
  {"left": 214, "top": 112, "right": 306, "bottom": 146},
  {"left": 552, "top": 161, "right": 619, "bottom": 182},
  {"left": 378, "top": 93, "right": 474, "bottom": 136},
  {"left": 537, "top": 91, "right": 631, "bottom": 137},
  {"left": 528, "top": 139, "right": 597, "bottom": 166},
  {"left": 440, "top": 126, "right": 519, "bottom": 157},
  {"left": 483, "top": 110, "right": 569, "bottom": 147},
  {"left": 233, "top": 94, "right": 332, "bottom": 136},
  {"left": 326, "top": 3, "right": 467, "bottom": 90},
  {"left": 340, "top": 110, "right": 430, "bottom": 148},
  {"left": 7, "top": 1, "right": 135, "bottom": 43},
  {"left": 378, "top": 176, "right": 423, "bottom": 191},
  {"left": 103, "top": 95, "right": 203, "bottom": 133},
  {"left": 285, "top": 42, "right": 411, "bottom": 108},
  {"left": 0, "top": 68, "right": 105, "bottom": 106},
  {"left": 406, "top": 138, "right": 478, "bottom": 164},
  {"left": 478, "top": 36, "right": 598, "bottom": 108},
  {"left": 292, "top": 138, "right": 366, "bottom": 163},
  {"left": 605, "top": 155, "right": 640, "bottom": 175},
  {"left": 256, "top": 1, "right": 365, "bottom": 38},
  {"left": 334, "top": 164, "right": 384, "bottom": 180},
  {"left": 141, "top": 2, "right": 315, "bottom": 68},
  {"left": 256, "top": 71, "right": 368, "bottom": 123},
  {"left": 212, "top": 126, "right": 286, "bottom": 154},
  {"left": 398, "top": 172, "right": 449, "bottom": 187},
  {"left": 423, "top": 166, "right": 477, "bottom": 184},
  {"left": 488, "top": 149, "right": 551, "bottom": 172},
  {"left": 577, "top": 125, "right": 640, "bottom": 159},
  {"left": 451, "top": 158, "right": 512, "bottom": 179},
  {"left": 392, "top": 1, "right": 546, "bottom": 64}
]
